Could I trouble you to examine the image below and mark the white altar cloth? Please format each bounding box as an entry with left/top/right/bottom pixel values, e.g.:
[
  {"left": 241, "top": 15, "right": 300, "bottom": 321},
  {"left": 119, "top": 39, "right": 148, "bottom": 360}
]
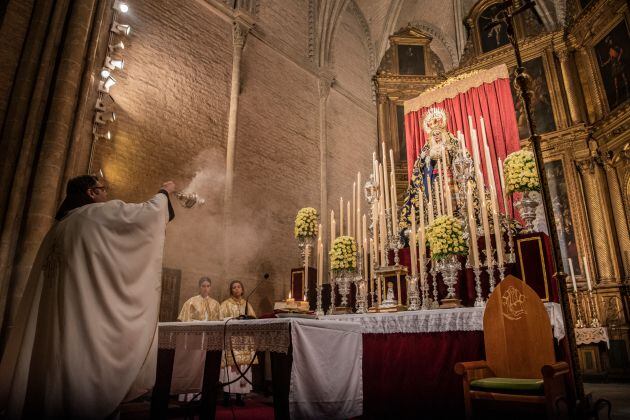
[
  {"left": 321, "top": 302, "right": 566, "bottom": 340},
  {"left": 158, "top": 318, "right": 363, "bottom": 419}
]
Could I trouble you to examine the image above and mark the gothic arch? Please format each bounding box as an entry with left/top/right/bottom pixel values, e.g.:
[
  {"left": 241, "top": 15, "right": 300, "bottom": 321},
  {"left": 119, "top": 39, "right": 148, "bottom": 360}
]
[{"left": 406, "top": 20, "right": 458, "bottom": 71}]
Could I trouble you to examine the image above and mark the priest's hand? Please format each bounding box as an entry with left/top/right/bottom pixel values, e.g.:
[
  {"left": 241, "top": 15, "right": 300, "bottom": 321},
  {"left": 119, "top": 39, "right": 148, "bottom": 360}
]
[{"left": 161, "top": 181, "right": 176, "bottom": 194}]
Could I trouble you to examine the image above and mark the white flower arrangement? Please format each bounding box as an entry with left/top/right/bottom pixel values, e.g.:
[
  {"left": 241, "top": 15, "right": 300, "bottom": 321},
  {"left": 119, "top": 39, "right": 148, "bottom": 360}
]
[
  {"left": 503, "top": 150, "right": 540, "bottom": 194},
  {"left": 425, "top": 215, "right": 468, "bottom": 260},
  {"left": 294, "top": 207, "right": 319, "bottom": 238},
  {"left": 329, "top": 236, "right": 358, "bottom": 272}
]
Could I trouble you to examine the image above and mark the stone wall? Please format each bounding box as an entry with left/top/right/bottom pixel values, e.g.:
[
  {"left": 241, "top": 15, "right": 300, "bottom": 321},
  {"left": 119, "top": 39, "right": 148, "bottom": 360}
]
[{"left": 85, "top": 0, "right": 378, "bottom": 313}]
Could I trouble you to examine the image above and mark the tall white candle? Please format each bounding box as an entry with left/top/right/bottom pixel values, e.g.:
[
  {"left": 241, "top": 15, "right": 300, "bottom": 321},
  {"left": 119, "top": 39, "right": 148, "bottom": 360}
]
[
  {"left": 357, "top": 172, "right": 362, "bottom": 236},
  {"left": 498, "top": 158, "right": 509, "bottom": 216},
  {"left": 352, "top": 182, "right": 356, "bottom": 237},
  {"left": 480, "top": 117, "right": 498, "bottom": 196},
  {"left": 410, "top": 206, "right": 418, "bottom": 276},
  {"left": 347, "top": 201, "right": 351, "bottom": 238},
  {"left": 340, "top": 197, "right": 344, "bottom": 236},
  {"left": 390, "top": 172, "right": 398, "bottom": 232},
  {"left": 363, "top": 237, "right": 368, "bottom": 279},
  {"left": 583, "top": 256, "right": 593, "bottom": 291},
  {"left": 379, "top": 199, "right": 387, "bottom": 265},
  {"left": 467, "top": 182, "right": 479, "bottom": 268},
  {"left": 568, "top": 258, "right": 577, "bottom": 292},
  {"left": 490, "top": 185, "right": 504, "bottom": 266},
  {"left": 389, "top": 148, "right": 396, "bottom": 180},
  {"left": 373, "top": 152, "right": 378, "bottom": 179},
  {"left": 477, "top": 169, "right": 493, "bottom": 266},
  {"left": 434, "top": 179, "right": 442, "bottom": 216},
  {"left": 382, "top": 142, "right": 391, "bottom": 211},
  {"left": 427, "top": 181, "right": 434, "bottom": 223},
  {"left": 330, "top": 210, "right": 336, "bottom": 244}
]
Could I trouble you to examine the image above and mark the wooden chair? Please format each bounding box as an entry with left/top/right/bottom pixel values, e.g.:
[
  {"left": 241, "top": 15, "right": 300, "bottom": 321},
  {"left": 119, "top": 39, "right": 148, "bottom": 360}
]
[{"left": 454, "top": 275, "right": 571, "bottom": 419}]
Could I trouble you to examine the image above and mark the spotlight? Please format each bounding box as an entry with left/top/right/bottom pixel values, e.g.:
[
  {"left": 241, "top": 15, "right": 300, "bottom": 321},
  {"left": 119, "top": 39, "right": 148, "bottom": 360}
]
[
  {"left": 111, "top": 22, "right": 131, "bottom": 36},
  {"left": 95, "top": 94, "right": 115, "bottom": 111},
  {"left": 108, "top": 41, "right": 125, "bottom": 52},
  {"left": 113, "top": 0, "right": 129, "bottom": 13},
  {"left": 95, "top": 111, "right": 116, "bottom": 125},
  {"left": 98, "top": 75, "right": 117, "bottom": 93},
  {"left": 105, "top": 56, "right": 124, "bottom": 70},
  {"left": 100, "top": 67, "right": 111, "bottom": 78}
]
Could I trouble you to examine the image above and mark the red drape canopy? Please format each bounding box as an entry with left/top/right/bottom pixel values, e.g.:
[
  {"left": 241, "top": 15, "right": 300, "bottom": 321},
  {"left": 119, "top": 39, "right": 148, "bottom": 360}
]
[{"left": 404, "top": 65, "right": 521, "bottom": 213}]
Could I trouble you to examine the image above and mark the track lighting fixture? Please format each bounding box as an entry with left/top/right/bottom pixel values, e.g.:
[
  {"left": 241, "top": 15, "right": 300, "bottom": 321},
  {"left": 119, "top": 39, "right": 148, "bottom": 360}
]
[
  {"left": 95, "top": 111, "right": 116, "bottom": 125},
  {"left": 98, "top": 75, "right": 117, "bottom": 93},
  {"left": 113, "top": 0, "right": 129, "bottom": 13},
  {"left": 111, "top": 22, "right": 131, "bottom": 36},
  {"left": 105, "top": 56, "right": 124, "bottom": 70},
  {"left": 108, "top": 41, "right": 125, "bottom": 53}
]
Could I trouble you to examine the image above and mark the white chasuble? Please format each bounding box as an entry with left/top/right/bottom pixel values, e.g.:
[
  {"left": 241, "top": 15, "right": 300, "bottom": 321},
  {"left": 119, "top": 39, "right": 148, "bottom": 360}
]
[{"left": 0, "top": 194, "right": 170, "bottom": 419}]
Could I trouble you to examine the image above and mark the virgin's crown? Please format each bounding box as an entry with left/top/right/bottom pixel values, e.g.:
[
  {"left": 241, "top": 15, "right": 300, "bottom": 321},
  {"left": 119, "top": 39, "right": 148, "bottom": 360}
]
[{"left": 422, "top": 107, "right": 448, "bottom": 134}]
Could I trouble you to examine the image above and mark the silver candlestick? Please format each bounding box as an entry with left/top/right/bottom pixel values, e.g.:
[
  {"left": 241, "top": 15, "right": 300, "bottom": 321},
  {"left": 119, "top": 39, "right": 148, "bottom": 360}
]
[
  {"left": 327, "top": 278, "right": 336, "bottom": 315},
  {"left": 573, "top": 290, "right": 586, "bottom": 328},
  {"left": 407, "top": 274, "right": 421, "bottom": 311},
  {"left": 420, "top": 270, "right": 430, "bottom": 310},
  {"left": 503, "top": 215, "right": 517, "bottom": 264},
  {"left": 586, "top": 290, "right": 601, "bottom": 328},
  {"left": 473, "top": 266, "right": 485, "bottom": 307},
  {"left": 355, "top": 277, "right": 368, "bottom": 314},
  {"left": 498, "top": 263, "right": 506, "bottom": 282},
  {"left": 482, "top": 250, "right": 496, "bottom": 294},
  {"left": 315, "top": 285, "right": 324, "bottom": 316},
  {"left": 430, "top": 260, "right": 440, "bottom": 309}
]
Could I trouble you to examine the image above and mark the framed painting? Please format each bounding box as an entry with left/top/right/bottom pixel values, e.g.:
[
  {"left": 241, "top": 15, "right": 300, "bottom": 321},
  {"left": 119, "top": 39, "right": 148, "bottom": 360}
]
[
  {"left": 477, "top": 3, "right": 510, "bottom": 53},
  {"left": 510, "top": 56, "right": 556, "bottom": 138},
  {"left": 397, "top": 44, "right": 425, "bottom": 75},
  {"left": 533, "top": 160, "right": 580, "bottom": 275},
  {"left": 595, "top": 19, "right": 630, "bottom": 111}
]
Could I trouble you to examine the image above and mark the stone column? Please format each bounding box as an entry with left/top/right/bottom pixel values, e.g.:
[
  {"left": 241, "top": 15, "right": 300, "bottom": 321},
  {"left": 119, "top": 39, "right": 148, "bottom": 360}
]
[
  {"left": 557, "top": 48, "right": 583, "bottom": 125},
  {"left": 7, "top": 0, "right": 98, "bottom": 325},
  {"left": 318, "top": 74, "right": 333, "bottom": 254},
  {"left": 377, "top": 93, "right": 389, "bottom": 152},
  {"left": 577, "top": 158, "right": 620, "bottom": 284},
  {"left": 603, "top": 154, "right": 630, "bottom": 278},
  {"left": 224, "top": 19, "right": 251, "bottom": 209},
  {"left": 0, "top": 0, "right": 57, "bottom": 225}
]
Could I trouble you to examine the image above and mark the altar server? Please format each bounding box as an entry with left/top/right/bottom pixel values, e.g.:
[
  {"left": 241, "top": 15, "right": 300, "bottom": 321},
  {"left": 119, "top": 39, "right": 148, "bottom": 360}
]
[
  {"left": 220, "top": 280, "right": 257, "bottom": 406},
  {"left": 178, "top": 276, "right": 221, "bottom": 321},
  {"left": 0, "top": 175, "right": 175, "bottom": 419}
]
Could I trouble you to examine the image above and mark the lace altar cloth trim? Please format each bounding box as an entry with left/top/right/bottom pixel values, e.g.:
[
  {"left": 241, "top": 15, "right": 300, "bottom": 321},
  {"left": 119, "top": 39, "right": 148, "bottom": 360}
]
[
  {"left": 321, "top": 302, "right": 566, "bottom": 340},
  {"left": 158, "top": 319, "right": 291, "bottom": 353},
  {"left": 575, "top": 327, "right": 610, "bottom": 348}
]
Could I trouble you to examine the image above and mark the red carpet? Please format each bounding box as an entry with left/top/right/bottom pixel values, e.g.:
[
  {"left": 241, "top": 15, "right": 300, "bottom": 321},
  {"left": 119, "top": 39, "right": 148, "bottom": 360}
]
[{"left": 215, "top": 395, "right": 275, "bottom": 420}]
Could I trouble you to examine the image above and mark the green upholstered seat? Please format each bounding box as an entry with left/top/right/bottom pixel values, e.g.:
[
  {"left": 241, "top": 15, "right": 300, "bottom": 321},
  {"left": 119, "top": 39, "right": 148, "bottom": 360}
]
[{"left": 470, "top": 377, "right": 544, "bottom": 395}]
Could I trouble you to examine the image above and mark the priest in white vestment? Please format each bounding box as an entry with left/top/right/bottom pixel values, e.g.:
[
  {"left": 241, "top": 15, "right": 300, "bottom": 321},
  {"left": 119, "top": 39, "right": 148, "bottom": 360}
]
[{"left": 0, "top": 175, "right": 175, "bottom": 419}]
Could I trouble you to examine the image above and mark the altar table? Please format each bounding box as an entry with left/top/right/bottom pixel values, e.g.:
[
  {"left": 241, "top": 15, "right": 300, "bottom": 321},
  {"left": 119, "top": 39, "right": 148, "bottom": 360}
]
[
  {"left": 153, "top": 304, "right": 565, "bottom": 419},
  {"left": 152, "top": 318, "right": 363, "bottom": 420}
]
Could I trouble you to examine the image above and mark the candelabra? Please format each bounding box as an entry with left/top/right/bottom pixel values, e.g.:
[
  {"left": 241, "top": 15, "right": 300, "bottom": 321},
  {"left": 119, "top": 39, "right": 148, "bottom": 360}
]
[
  {"left": 430, "top": 260, "right": 439, "bottom": 309},
  {"left": 355, "top": 277, "right": 368, "bottom": 314},
  {"left": 386, "top": 209, "right": 401, "bottom": 266},
  {"left": 315, "top": 285, "right": 324, "bottom": 316},
  {"left": 407, "top": 275, "right": 421, "bottom": 311},
  {"left": 473, "top": 266, "right": 484, "bottom": 307},
  {"left": 572, "top": 290, "right": 586, "bottom": 328},
  {"left": 586, "top": 290, "right": 601, "bottom": 328},
  {"left": 328, "top": 278, "right": 336, "bottom": 315},
  {"left": 297, "top": 236, "right": 314, "bottom": 301},
  {"left": 502, "top": 214, "right": 517, "bottom": 264},
  {"left": 420, "top": 270, "right": 430, "bottom": 310},
  {"left": 482, "top": 250, "right": 496, "bottom": 294}
]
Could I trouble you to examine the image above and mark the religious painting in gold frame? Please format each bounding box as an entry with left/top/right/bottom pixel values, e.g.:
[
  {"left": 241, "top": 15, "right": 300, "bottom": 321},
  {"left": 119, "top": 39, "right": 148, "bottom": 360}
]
[
  {"left": 477, "top": 2, "right": 510, "bottom": 53},
  {"left": 509, "top": 56, "right": 557, "bottom": 138},
  {"left": 593, "top": 18, "right": 630, "bottom": 111},
  {"left": 389, "top": 27, "right": 434, "bottom": 77}
]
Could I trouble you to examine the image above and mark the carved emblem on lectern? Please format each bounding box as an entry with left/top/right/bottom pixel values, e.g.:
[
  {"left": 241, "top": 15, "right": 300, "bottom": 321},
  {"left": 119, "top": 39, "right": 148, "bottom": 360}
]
[{"left": 501, "top": 286, "right": 527, "bottom": 320}]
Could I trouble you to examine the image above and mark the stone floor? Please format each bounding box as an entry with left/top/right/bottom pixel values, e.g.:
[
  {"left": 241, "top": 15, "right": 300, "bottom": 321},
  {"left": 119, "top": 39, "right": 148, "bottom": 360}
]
[{"left": 585, "top": 382, "right": 630, "bottom": 419}]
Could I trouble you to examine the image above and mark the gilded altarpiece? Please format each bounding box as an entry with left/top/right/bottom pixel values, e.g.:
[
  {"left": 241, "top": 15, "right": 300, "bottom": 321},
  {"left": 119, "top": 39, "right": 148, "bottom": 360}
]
[{"left": 375, "top": 0, "right": 630, "bottom": 377}]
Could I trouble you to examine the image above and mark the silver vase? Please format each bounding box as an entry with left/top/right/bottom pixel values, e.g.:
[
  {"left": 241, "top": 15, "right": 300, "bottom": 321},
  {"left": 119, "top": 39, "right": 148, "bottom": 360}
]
[
  {"left": 438, "top": 254, "right": 462, "bottom": 308},
  {"left": 514, "top": 190, "right": 539, "bottom": 233}
]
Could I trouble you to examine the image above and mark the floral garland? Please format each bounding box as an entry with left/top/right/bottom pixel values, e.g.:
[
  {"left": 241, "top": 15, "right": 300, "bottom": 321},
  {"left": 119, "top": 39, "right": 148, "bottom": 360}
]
[
  {"left": 329, "top": 236, "right": 357, "bottom": 271},
  {"left": 503, "top": 150, "right": 540, "bottom": 193},
  {"left": 294, "top": 207, "right": 318, "bottom": 238},
  {"left": 425, "top": 215, "right": 468, "bottom": 260}
]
